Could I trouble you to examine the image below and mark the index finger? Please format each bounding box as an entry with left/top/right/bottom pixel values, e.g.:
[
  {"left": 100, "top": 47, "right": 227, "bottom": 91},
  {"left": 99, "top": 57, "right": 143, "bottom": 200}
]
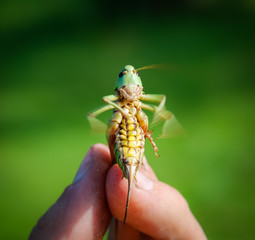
[{"left": 30, "top": 144, "right": 112, "bottom": 240}]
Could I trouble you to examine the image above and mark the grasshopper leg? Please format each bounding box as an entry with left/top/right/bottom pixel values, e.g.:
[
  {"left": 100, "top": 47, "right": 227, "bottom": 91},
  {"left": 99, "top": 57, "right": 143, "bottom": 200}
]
[
  {"left": 136, "top": 107, "right": 159, "bottom": 156},
  {"left": 87, "top": 105, "right": 114, "bottom": 133},
  {"left": 88, "top": 104, "right": 114, "bottom": 118},
  {"left": 87, "top": 94, "right": 122, "bottom": 133},
  {"left": 141, "top": 93, "right": 174, "bottom": 126},
  {"left": 103, "top": 95, "right": 128, "bottom": 117},
  {"left": 141, "top": 94, "right": 169, "bottom": 126},
  {"left": 145, "top": 130, "right": 159, "bottom": 157},
  {"left": 140, "top": 94, "right": 166, "bottom": 115},
  {"left": 140, "top": 94, "right": 184, "bottom": 138}
]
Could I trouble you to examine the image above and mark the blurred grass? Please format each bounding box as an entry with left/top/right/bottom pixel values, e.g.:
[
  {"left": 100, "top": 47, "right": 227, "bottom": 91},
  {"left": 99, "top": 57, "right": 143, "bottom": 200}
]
[{"left": 0, "top": 1, "right": 255, "bottom": 239}]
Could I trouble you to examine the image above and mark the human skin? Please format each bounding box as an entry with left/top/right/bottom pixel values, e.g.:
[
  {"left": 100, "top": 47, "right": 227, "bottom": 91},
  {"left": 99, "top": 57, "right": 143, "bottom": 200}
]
[{"left": 29, "top": 144, "right": 207, "bottom": 240}]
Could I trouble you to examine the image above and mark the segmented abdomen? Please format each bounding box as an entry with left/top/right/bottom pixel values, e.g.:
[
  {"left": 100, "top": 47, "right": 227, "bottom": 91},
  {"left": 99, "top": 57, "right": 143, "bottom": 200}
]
[{"left": 114, "top": 114, "right": 145, "bottom": 178}]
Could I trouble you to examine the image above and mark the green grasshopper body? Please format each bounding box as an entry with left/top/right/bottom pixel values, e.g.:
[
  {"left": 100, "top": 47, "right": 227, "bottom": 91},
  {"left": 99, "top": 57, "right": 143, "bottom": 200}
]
[{"left": 88, "top": 65, "right": 182, "bottom": 223}]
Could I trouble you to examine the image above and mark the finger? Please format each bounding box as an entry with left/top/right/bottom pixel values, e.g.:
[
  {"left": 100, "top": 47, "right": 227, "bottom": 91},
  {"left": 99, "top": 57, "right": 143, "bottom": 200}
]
[
  {"left": 29, "top": 144, "right": 112, "bottom": 240},
  {"left": 106, "top": 164, "right": 206, "bottom": 240}
]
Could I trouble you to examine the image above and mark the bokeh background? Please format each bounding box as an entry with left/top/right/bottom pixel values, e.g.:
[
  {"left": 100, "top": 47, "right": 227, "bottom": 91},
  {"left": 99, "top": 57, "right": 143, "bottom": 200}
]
[{"left": 1, "top": 1, "right": 254, "bottom": 239}]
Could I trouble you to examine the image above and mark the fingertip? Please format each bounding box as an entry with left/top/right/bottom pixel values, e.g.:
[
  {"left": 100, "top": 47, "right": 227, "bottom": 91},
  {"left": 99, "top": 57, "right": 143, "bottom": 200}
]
[
  {"left": 73, "top": 143, "right": 111, "bottom": 183},
  {"left": 106, "top": 164, "right": 123, "bottom": 185},
  {"left": 89, "top": 143, "right": 112, "bottom": 166},
  {"left": 106, "top": 164, "right": 124, "bottom": 201}
]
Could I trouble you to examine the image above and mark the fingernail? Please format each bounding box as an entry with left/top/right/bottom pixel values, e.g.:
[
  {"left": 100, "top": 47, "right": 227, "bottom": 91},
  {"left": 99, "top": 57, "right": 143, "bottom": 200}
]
[{"left": 136, "top": 170, "right": 154, "bottom": 191}]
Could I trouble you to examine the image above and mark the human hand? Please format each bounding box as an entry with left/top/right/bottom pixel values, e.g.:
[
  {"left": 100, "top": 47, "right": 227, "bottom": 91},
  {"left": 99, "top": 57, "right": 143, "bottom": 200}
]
[{"left": 29, "top": 144, "right": 206, "bottom": 240}]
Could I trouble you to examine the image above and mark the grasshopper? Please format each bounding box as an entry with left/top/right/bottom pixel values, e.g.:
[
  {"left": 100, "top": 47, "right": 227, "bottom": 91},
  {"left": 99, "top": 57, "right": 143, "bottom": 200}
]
[{"left": 88, "top": 65, "right": 183, "bottom": 223}]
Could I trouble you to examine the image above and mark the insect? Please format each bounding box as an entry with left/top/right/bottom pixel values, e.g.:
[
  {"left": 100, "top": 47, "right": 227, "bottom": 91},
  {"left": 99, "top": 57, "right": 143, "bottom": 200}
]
[{"left": 88, "top": 65, "right": 183, "bottom": 223}]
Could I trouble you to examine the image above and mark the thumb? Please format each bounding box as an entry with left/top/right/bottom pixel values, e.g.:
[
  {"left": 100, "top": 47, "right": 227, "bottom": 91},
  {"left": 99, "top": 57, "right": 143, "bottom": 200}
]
[{"left": 106, "top": 159, "right": 206, "bottom": 240}]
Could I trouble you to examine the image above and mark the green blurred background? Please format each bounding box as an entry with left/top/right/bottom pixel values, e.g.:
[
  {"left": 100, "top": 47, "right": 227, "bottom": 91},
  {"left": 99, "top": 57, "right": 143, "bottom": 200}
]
[{"left": 1, "top": 0, "right": 254, "bottom": 239}]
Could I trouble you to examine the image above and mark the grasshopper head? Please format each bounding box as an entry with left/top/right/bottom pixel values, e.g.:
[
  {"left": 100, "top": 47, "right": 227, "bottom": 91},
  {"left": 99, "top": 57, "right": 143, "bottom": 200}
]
[{"left": 115, "top": 65, "right": 143, "bottom": 101}]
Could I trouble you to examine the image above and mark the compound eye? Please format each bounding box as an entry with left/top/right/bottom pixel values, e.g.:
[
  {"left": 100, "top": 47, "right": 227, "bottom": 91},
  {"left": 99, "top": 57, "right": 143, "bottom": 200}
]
[
  {"left": 136, "top": 71, "right": 140, "bottom": 76},
  {"left": 119, "top": 71, "right": 128, "bottom": 77}
]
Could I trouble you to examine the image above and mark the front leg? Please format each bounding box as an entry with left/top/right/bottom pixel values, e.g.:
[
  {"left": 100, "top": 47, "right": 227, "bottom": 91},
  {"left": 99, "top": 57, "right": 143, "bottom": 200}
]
[
  {"left": 140, "top": 94, "right": 166, "bottom": 114},
  {"left": 103, "top": 95, "right": 128, "bottom": 117}
]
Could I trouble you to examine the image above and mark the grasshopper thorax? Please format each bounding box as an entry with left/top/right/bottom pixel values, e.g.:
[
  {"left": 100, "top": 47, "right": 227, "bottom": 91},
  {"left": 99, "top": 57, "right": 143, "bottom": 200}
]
[{"left": 115, "top": 65, "right": 143, "bottom": 101}]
